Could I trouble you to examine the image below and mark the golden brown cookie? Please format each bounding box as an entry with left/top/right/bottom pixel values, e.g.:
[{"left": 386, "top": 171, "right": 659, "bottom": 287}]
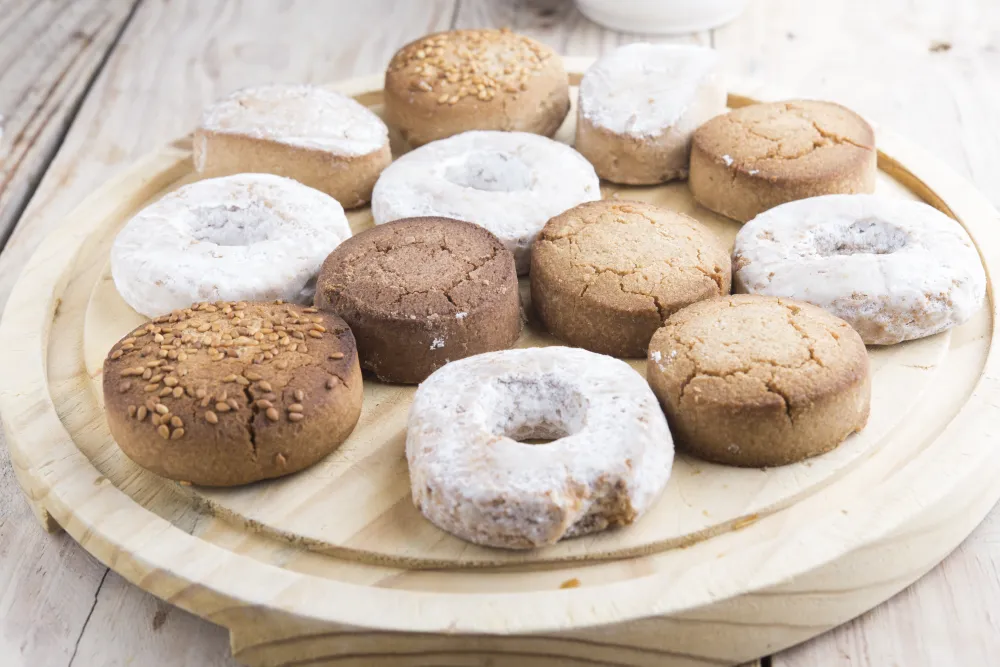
[
  {"left": 383, "top": 29, "right": 570, "bottom": 147},
  {"left": 689, "top": 100, "right": 877, "bottom": 222},
  {"left": 530, "top": 200, "right": 731, "bottom": 358},
  {"left": 647, "top": 294, "right": 870, "bottom": 467},
  {"left": 103, "top": 301, "right": 363, "bottom": 486},
  {"left": 315, "top": 217, "right": 522, "bottom": 384}
]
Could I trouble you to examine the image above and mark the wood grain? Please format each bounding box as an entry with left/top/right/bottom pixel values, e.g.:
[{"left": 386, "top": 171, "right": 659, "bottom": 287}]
[
  {"left": 2, "top": 68, "right": 999, "bottom": 667},
  {"left": 710, "top": 2, "right": 1000, "bottom": 664},
  {"left": 0, "top": 0, "right": 138, "bottom": 253},
  {"left": 0, "top": 1, "right": 455, "bottom": 665}
]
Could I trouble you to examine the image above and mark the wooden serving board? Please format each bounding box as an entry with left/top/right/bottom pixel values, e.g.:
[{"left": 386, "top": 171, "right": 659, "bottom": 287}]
[{"left": 3, "top": 60, "right": 999, "bottom": 666}]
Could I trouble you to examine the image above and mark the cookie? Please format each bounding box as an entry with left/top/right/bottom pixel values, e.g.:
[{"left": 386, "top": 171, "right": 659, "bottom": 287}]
[
  {"left": 689, "top": 100, "right": 877, "bottom": 222},
  {"left": 103, "top": 301, "right": 363, "bottom": 486},
  {"left": 384, "top": 29, "right": 570, "bottom": 147},
  {"left": 193, "top": 84, "right": 391, "bottom": 208},
  {"left": 531, "top": 200, "right": 731, "bottom": 357},
  {"left": 733, "top": 194, "right": 987, "bottom": 344},
  {"left": 647, "top": 295, "right": 871, "bottom": 467},
  {"left": 315, "top": 217, "right": 521, "bottom": 384},
  {"left": 407, "top": 346, "right": 673, "bottom": 549},
  {"left": 576, "top": 43, "right": 726, "bottom": 184}
]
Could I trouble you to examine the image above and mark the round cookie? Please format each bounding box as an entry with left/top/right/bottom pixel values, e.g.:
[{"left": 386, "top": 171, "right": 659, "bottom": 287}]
[
  {"left": 576, "top": 43, "right": 726, "bottom": 184},
  {"left": 647, "top": 295, "right": 870, "bottom": 467},
  {"left": 407, "top": 346, "right": 674, "bottom": 549},
  {"left": 193, "top": 84, "right": 391, "bottom": 208},
  {"left": 733, "top": 194, "right": 987, "bottom": 345},
  {"left": 689, "top": 100, "right": 877, "bottom": 222},
  {"left": 315, "top": 217, "right": 522, "bottom": 384},
  {"left": 384, "top": 28, "right": 570, "bottom": 147},
  {"left": 111, "top": 174, "right": 353, "bottom": 318},
  {"left": 531, "top": 200, "right": 731, "bottom": 358},
  {"left": 371, "top": 130, "right": 600, "bottom": 275},
  {"left": 103, "top": 300, "right": 363, "bottom": 486}
]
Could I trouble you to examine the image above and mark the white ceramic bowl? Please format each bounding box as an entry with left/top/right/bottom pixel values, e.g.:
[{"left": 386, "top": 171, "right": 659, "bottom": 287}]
[{"left": 576, "top": 0, "right": 748, "bottom": 35}]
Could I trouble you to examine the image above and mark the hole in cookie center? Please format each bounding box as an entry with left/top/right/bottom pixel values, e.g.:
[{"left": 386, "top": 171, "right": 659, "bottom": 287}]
[
  {"left": 488, "top": 374, "right": 587, "bottom": 445},
  {"left": 814, "top": 218, "right": 908, "bottom": 256},
  {"left": 191, "top": 204, "right": 278, "bottom": 246},
  {"left": 445, "top": 151, "right": 533, "bottom": 192}
]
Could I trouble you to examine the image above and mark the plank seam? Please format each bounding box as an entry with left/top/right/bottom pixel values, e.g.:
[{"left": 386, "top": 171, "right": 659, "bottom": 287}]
[
  {"left": 67, "top": 568, "right": 109, "bottom": 667},
  {"left": 0, "top": 0, "right": 144, "bottom": 255}
]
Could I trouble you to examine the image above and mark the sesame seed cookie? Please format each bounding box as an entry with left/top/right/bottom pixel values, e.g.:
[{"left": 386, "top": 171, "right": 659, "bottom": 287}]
[
  {"left": 384, "top": 29, "right": 570, "bottom": 147},
  {"left": 193, "top": 84, "right": 391, "bottom": 208},
  {"left": 103, "top": 300, "right": 363, "bottom": 486},
  {"left": 689, "top": 100, "right": 877, "bottom": 222},
  {"left": 315, "top": 217, "right": 522, "bottom": 384},
  {"left": 647, "top": 295, "right": 871, "bottom": 467},
  {"left": 531, "top": 200, "right": 731, "bottom": 358}
]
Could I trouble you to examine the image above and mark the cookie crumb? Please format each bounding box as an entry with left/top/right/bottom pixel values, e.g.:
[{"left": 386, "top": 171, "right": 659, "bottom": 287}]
[{"left": 559, "top": 578, "right": 581, "bottom": 589}]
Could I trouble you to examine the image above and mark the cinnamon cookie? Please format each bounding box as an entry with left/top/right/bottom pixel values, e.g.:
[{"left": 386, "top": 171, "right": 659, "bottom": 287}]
[
  {"left": 384, "top": 29, "right": 570, "bottom": 147},
  {"left": 103, "top": 301, "right": 363, "bottom": 486},
  {"left": 531, "top": 200, "right": 730, "bottom": 357},
  {"left": 647, "top": 295, "right": 870, "bottom": 467},
  {"left": 315, "top": 217, "right": 521, "bottom": 384},
  {"left": 689, "top": 100, "right": 877, "bottom": 222}
]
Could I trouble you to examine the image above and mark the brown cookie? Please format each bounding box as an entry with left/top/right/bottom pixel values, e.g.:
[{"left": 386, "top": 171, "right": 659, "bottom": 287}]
[
  {"left": 383, "top": 29, "right": 570, "bottom": 147},
  {"left": 315, "top": 217, "right": 522, "bottom": 384},
  {"left": 647, "top": 294, "right": 871, "bottom": 467},
  {"left": 530, "top": 200, "right": 731, "bottom": 358},
  {"left": 689, "top": 100, "right": 877, "bottom": 222},
  {"left": 103, "top": 301, "right": 363, "bottom": 487}
]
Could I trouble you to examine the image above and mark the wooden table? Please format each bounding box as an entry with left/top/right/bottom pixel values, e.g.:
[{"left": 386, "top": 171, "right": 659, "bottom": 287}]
[{"left": 1, "top": 1, "right": 998, "bottom": 665}]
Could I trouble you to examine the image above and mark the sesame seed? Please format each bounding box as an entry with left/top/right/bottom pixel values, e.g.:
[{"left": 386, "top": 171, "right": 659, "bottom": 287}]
[
  {"left": 256, "top": 399, "right": 273, "bottom": 409},
  {"left": 142, "top": 369, "right": 152, "bottom": 380},
  {"left": 170, "top": 416, "right": 184, "bottom": 428},
  {"left": 302, "top": 307, "right": 318, "bottom": 313},
  {"left": 144, "top": 384, "right": 159, "bottom": 393},
  {"left": 195, "top": 388, "right": 207, "bottom": 399},
  {"left": 128, "top": 405, "right": 137, "bottom": 418},
  {"left": 294, "top": 389, "right": 304, "bottom": 402},
  {"left": 157, "top": 425, "right": 170, "bottom": 439},
  {"left": 171, "top": 428, "right": 185, "bottom": 440},
  {"left": 245, "top": 371, "right": 262, "bottom": 381},
  {"left": 178, "top": 480, "right": 192, "bottom": 486},
  {"left": 288, "top": 412, "right": 304, "bottom": 422},
  {"left": 119, "top": 382, "right": 132, "bottom": 394},
  {"left": 227, "top": 398, "right": 240, "bottom": 410},
  {"left": 159, "top": 387, "right": 172, "bottom": 397},
  {"left": 258, "top": 381, "right": 273, "bottom": 392},
  {"left": 265, "top": 407, "right": 279, "bottom": 422},
  {"left": 215, "top": 402, "right": 231, "bottom": 412},
  {"left": 205, "top": 411, "right": 218, "bottom": 424},
  {"left": 137, "top": 406, "right": 148, "bottom": 421},
  {"left": 329, "top": 352, "right": 344, "bottom": 360},
  {"left": 111, "top": 350, "right": 123, "bottom": 360},
  {"left": 155, "top": 404, "right": 169, "bottom": 415},
  {"left": 218, "top": 390, "right": 227, "bottom": 402},
  {"left": 275, "top": 453, "right": 287, "bottom": 466},
  {"left": 149, "top": 374, "right": 163, "bottom": 384},
  {"left": 223, "top": 374, "right": 237, "bottom": 382},
  {"left": 326, "top": 377, "right": 339, "bottom": 389}
]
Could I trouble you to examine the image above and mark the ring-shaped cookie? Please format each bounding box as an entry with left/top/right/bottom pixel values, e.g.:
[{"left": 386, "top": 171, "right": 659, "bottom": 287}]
[
  {"left": 371, "top": 131, "right": 601, "bottom": 275},
  {"left": 406, "top": 347, "right": 674, "bottom": 549},
  {"left": 111, "top": 174, "right": 353, "bottom": 317},
  {"left": 733, "top": 194, "right": 987, "bottom": 344}
]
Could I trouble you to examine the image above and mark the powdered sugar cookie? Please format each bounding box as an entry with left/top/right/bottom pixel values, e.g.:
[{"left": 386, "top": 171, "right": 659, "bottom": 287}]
[
  {"left": 407, "top": 347, "right": 674, "bottom": 549},
  {"left": 371, "top": 130, "right": 601, "bottom": 275},
  {"left": 194, "top": 84, "right": 391, "bottom": 208},
  {"left": 111, "top": 174, "right": 352, "bottom": 317},
  {"left": 576, "top": 43, "right": 726, "bottom": 184},
  {"left": 733, "top": 194, "right": 986, "bottom": 344}
]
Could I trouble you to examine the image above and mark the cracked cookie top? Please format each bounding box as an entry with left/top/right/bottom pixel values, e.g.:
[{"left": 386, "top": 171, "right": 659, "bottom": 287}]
[
  {"left": 692, "top": 100, "right": 875, "bottom": 182},
  {"left": 316, "top": 217, "right": 515, "bottom": 320},
  {"left": 103, "top": 300, "right": 362, "bottom": 486},
  {"left": 648, "top": 294, "right": 867, "bottom": 415},
  {"left": 533, "top": 200, "right": 731, "bottom": 322}
]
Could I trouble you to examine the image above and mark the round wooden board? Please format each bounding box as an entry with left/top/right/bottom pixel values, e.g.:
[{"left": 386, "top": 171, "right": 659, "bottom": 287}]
[{"left": 3, "top": 60, "right": 1000, "bottom": 666}]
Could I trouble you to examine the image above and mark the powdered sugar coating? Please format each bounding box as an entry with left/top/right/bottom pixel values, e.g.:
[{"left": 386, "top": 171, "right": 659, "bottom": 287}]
[
  {"left": 371, "top": 131, "right": 601, "bottom": 274},
  {"left": 733, "top": 194, "right": 986, "bottom": 345},
  {"left": 579, "top": 43, "right": 723, "bottom": 138},
  {"left": 199, "top": 84, "right": 388, "bottom": 157},
  {"left": 111, "top": 174, "right": 352, "bottom": 317},
  {"left": 407, "top": 347, "right": 674, "bottom": 549}
]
